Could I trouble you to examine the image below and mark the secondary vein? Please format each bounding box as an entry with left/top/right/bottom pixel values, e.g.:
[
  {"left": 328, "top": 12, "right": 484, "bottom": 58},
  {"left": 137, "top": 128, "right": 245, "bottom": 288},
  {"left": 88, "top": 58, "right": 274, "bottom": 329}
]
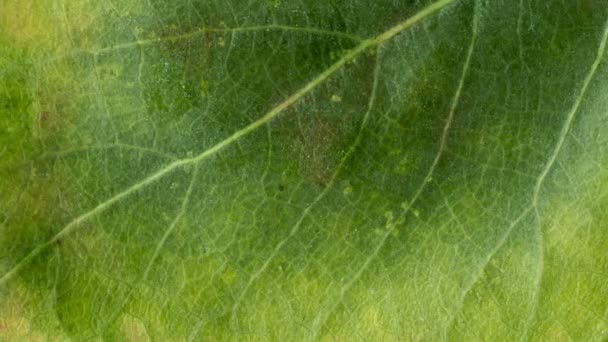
[{"left": 0, "top": 0, "right": 458, "bottom": 287}]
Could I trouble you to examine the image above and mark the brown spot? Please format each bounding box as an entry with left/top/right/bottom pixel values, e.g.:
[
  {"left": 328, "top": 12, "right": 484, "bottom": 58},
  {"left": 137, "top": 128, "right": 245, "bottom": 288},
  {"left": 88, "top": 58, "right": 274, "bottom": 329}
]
[
  {"left": 582, "top": 0, "right": 592, "bottom": 10},
  {"left": 298, "top": 116, "right": 343, "bottom": 187},
  {"left": 37, "top": 111, "right": 53, "bottom": 124},
  {"left": 273, "top": 111, "right": 350, "bottom": 187},
  {"left": 578, "top": 0, "right": 594, "bottom": 16},
  {"left": 34, "top": 111, "right": 61, "bottom": 138},
  {"left": 32, "top": 69, "right": 79, "bottom": 141}
]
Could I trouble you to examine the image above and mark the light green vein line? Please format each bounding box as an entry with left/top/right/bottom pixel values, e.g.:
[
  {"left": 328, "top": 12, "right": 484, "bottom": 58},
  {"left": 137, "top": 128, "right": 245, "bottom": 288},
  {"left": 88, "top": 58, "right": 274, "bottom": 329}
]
[
  {"left": 444, "top": 12, "right": 608, "bottom": 340},
  {"left": 371, "top": 0, "right": 457, "bottom": 46},
  {"left": 229, "top": 46, "right": 383, "bottom": 330},
  {"left": 0, "top": 159, "right": 187, "bottom": 286},
  {"left": 309, "top": 0, "right": 475, "bottom": 337},
  {"left": 143, "top": 164, "right": 199, "bottom": 280},
  {"left": 40, "top": 143, "right": 179, "bottom": 161},
  {"left": 100, "top": 164, "right": 200, "bottom": 332},
  {"left": 93, "top": 24, "right": 363, "bottom": 54},
  {"left": 93, "top": 0, "right": 454, "bottom": 55},
  {"left": 0, "top": 0, "right": 457, "bottom": 287},
  {"left": 186, "top": 0, "right": 458, "bottom": 166},
  {"left": 185, "top": 42, "right": 371, "bottom": 165},
  {"left": 591, "top": 303, "right": 608, "bottom": 341},
  {"left": 531, "top": 16, "right": 608, "bottom": 206},
  {"left": 524, "top": 14, "right": 608, "bottom": 341},
  {"left": 443, "top": 207, "right": 533, "bottom": 336}
]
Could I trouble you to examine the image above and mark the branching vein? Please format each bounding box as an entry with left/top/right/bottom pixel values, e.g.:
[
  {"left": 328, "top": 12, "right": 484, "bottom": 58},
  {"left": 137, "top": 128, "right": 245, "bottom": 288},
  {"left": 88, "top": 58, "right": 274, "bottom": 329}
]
[
  {"left": 308, "top": 0, "right": 477, "bottom": 337},
  {"left": 229, "top": 46, "right": 382, "bottom": 329},
  {"left": 444, "top": 11, "right": 608, "bottom": 339},
  {"left": 523, "top": 13, "right": 608, "bottom": 340},
  {"left": 0, "top": 0, "right": 457, "bottom": 287},
  {"left": 93, "top": 24, "right": 363, "bottom": 55}
]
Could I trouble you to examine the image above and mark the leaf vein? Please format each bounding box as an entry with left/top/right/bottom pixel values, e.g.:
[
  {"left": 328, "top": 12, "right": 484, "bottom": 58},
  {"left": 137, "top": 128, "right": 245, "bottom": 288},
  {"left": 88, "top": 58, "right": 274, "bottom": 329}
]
[
  {"left": 308, "top": 0, "right": 478, "bottom": 337},
  {"left": 0, "top": 0, "right": 458, "bottom": 287}
]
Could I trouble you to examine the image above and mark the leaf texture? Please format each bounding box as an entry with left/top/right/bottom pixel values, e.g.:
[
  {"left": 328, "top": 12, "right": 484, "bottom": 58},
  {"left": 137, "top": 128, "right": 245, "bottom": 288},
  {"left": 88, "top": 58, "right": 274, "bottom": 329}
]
[{"left": 1, "top": 0, "right": 608, "bottom": 340}]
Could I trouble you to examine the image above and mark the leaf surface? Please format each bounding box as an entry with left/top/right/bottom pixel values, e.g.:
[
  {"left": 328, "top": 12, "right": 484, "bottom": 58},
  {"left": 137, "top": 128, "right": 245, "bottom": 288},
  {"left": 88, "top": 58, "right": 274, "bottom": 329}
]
[{"left": 1, "top": 0, "right": 608, "bottom": 340}]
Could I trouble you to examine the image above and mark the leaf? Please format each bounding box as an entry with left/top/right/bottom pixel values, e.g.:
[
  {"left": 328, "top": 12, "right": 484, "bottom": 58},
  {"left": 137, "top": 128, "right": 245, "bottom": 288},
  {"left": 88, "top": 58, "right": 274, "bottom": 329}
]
[{"left": 1, "top": 0, "right": 608, "bottom": 340}]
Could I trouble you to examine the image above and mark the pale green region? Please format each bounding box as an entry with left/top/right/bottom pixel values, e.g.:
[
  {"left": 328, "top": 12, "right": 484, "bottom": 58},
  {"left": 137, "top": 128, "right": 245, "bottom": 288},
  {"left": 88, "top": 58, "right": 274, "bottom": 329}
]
[
  {"left": 448, "top": 227, "right": 541, "bottom": 341},
  {"left": 441, "top": 133, "right": 608, "bottom": 341},
  {"left": 123, "top": 289, "right": 189, "bottom": 340},
  {"left": 386, "top": 147, "right": 421, "bottom": 179},
  {"left": 233, "top": 273, "right": 422, "bottom": 340},
  {"left": 545, "top": 201, "right": 593, "bottom": 258},
  {"left": 1, "top": 0, "right": 102, "bottom": 53},
  {"left": 0, "top": 280, "right": 66, "bottom": 341},
  {"left": 46, "top": 226, "right": 209, "bottom": 340},
  {"left": 268, "top": 0, "right": 282, "bottom": 8},
  {"left": 0, "top": 0, "right": 55, "bottom": 48},
  {"left": 341, "top": 179, "right": 353, "bottom": 195},
  {"left": 394, "top": 154, "right": 412, "bottom": 175},
  {"left": 0, "top": 0, "right": 94, "bottom": 170},
  {"left": 524, "top": 63, "right": 608, "bottom": 339},
  {"left": 119, "top": 314, "right": 150, "bottom": 342},
  {"left": 234, "top": 274, "right": 321, "bottom": 339},
  {"left": 411, "top": 208, "right": 420, "bottom": 218},
  {"left": 382, "top": 210, "right": 404, "bottom": 237},
  {"left": 529, "top": 168, "right": 608, "bottom": 340},
  {"left": 330, "top": 94, "right": 342, "bottom": 103},
  {"left": 321, "top": 261, "right": 465, "bottom": 341}
]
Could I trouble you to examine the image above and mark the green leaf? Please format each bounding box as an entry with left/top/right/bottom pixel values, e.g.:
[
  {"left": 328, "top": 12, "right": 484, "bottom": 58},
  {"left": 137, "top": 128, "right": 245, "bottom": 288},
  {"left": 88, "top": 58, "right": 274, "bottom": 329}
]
[{"left": 2, "top": 0, "right": 608, "bottom": 340}]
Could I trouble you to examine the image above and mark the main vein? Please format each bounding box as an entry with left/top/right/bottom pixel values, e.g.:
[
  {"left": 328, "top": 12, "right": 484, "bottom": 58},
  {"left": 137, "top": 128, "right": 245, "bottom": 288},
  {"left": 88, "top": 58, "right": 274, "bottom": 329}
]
[{"left": 0, "top": 0, "right": 457, "bottom": 286}]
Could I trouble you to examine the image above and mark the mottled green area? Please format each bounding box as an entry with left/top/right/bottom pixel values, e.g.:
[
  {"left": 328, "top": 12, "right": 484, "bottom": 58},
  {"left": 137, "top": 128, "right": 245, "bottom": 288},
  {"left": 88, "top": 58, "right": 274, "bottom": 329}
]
[{"left": 1, "top": 0, "right": 608, "bottom": 340}]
